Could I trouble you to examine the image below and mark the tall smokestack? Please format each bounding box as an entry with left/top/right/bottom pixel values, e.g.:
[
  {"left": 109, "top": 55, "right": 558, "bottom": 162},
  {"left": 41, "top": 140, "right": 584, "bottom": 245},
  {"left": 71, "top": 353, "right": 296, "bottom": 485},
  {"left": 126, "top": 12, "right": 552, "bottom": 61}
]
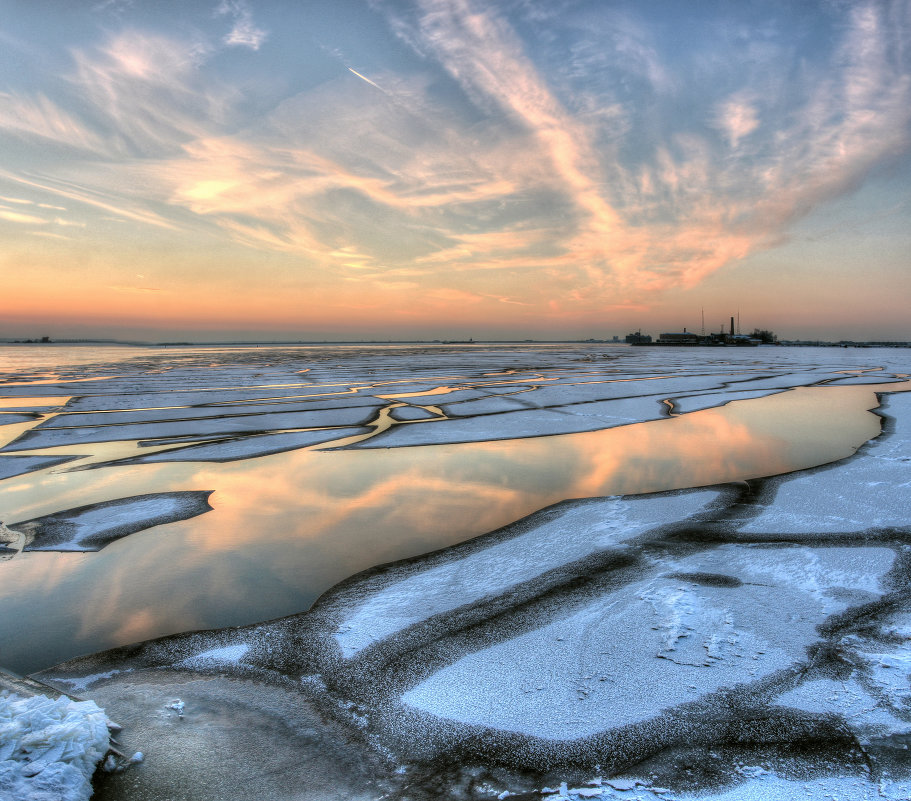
[{"left": 730, "top": 317, "right": 735, "bottom": 336}]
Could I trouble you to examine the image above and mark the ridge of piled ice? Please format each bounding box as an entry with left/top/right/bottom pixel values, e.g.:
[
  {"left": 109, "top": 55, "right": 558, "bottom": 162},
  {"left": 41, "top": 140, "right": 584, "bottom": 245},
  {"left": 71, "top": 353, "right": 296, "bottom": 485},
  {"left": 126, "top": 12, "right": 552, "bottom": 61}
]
[{"left": 0, "top": 691, "right": 111, "bottom": 801}]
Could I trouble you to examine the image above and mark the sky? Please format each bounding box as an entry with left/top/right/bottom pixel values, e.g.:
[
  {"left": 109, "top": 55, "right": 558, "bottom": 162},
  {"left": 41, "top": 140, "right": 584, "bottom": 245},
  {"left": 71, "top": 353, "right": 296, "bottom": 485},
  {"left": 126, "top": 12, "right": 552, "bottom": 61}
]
[{"left": 1, "top": 0, "right": 910, "bottom": 342}]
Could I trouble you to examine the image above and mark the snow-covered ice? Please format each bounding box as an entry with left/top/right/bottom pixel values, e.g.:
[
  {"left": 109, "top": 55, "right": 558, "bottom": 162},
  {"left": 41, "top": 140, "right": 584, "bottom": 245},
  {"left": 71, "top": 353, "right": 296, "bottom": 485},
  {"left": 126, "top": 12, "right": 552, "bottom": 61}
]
[
  {"left": 3, "top": 343, "right": 909, "bottom": 801},
  {"left": 740, "top": 391, "right": 911, "bottom": 532},
  {"left": 177, "top": 643, "right": 250, "bottom": 669},
  {"left": 401, "top": 544, "right": 896, "bottom": 739},
  {"left": 6, "top": 491, "right": 213, "bottom": 552},
  {"left": 334, "top": 491, "right": 719, "bottom": 657}
]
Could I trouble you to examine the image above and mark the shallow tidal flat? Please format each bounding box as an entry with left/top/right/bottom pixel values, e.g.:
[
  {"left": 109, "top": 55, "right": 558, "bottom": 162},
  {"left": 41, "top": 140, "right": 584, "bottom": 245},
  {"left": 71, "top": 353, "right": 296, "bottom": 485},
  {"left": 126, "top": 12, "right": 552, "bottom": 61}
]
[{"left": 1, "top": 342, "right": 910, "bottom": 800}]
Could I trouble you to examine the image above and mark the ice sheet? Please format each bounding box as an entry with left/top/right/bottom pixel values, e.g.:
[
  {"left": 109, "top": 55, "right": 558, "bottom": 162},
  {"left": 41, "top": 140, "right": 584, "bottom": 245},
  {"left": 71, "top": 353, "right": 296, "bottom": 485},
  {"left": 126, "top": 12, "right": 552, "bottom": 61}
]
[
  {"left": 740, "top": 392, "right": 911, "bottom": 532},
  {"left": 125, "top": 426, "right": 366, "bottom": 463},
  {"left": 0, "top": 455, "right": 80, "bottom": 481},
  {"left": 5, "top": 405, "right": 376, "bottom": 451},
  {"left": 402, "top": 545, "right": 895, "bottom": 739},
  {"left": 335, "top": 491, "right": 718, "bottom": 657}
]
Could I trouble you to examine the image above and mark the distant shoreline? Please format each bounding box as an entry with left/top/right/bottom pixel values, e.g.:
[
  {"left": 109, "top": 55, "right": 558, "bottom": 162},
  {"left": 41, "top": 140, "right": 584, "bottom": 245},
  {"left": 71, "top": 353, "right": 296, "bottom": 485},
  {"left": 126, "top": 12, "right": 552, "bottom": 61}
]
[{"left": 1, "top": 338, "right": 909, "bottom": 349}]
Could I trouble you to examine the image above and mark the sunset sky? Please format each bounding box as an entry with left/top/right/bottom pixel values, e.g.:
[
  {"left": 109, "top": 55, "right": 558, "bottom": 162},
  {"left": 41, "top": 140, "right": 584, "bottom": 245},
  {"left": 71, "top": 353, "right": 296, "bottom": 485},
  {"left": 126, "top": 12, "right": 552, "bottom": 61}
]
[{"left": 1, "top": 0, "right": 909, "bottom": 342}]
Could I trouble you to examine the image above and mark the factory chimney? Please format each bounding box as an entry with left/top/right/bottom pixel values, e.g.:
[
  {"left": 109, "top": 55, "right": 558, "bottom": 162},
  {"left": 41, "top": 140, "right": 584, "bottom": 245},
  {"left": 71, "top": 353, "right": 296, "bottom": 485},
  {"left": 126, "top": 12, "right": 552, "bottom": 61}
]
[{"left": 730, "top": 317, "right": 735, "bottom": 336}]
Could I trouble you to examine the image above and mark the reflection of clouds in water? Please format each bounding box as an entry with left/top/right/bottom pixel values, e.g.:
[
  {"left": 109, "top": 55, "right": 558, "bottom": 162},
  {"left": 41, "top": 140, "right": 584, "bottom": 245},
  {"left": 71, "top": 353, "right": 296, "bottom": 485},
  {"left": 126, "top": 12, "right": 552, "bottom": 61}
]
[{"left": 109, "top": 608, "right": 162, "bottom": 645}]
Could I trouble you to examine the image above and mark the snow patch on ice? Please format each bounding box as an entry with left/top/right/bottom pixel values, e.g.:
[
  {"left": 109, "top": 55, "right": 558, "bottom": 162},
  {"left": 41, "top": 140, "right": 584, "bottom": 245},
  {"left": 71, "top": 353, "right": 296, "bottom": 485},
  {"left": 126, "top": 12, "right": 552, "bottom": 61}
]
[{"left": 177, "top": 642, "right": 250, "bottom": 669}]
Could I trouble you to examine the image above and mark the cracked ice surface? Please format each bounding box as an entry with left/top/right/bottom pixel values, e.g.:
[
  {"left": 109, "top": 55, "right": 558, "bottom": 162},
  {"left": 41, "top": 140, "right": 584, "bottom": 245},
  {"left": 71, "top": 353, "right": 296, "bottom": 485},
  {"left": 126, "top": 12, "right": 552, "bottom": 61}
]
[
  {"left": 3, "top": 343, "right": 905, "bottom": 463},
  {"left": 740, "top": 392, "right": 911, "bottom": 533},
  {"left": 402, "top": 545, "right": 895, "bottom": 739},
  {"left": 775, "top": 678, "right": 908, "bottom": 738},
  {"left": 334, "top": 491, "right": 718, "bottom": 657}
]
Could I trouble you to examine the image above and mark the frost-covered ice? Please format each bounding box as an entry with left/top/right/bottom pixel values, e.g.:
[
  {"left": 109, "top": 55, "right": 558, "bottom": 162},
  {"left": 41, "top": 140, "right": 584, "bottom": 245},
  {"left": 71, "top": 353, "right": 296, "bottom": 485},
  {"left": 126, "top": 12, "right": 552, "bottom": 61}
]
[
  {"left": 6, "top": 343, "right": 910, "bottom": 800},
  {"left": 126, "top": 426, "right": 367, "bottom": 462},
  {"left": 740, "top": 391, "right": 911, "bottom": 532},
  {"left": 667, "top": 388, "right": 782, "bottom": 414},
  {"left": 775, "top": 678, "right": 908, "bottom": 738},
  {"left": 538, "top": 773, "right": 911, "bottom": 800},
  {"left": 7, "top": 491, "right": 213, "bottom": 552},
  {"left": 3, "top": 342, "right": 903, "bottom": 461},
  {"left": 335, "top": 491, "right": 718, "bottom": 657},
  {"left": 0, "top": 454, "right": 79, "bottom": 481},
  {"left": 402, "top": 545, "right": 895, "bottom": 739},
  {"left": 0, "top": 692, "right": 111, "bottom": 801}
]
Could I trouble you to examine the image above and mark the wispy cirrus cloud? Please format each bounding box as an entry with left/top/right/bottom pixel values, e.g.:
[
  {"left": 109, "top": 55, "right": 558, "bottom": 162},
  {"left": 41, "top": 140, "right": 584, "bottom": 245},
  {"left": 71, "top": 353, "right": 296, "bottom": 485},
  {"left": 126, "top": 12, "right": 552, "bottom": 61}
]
[
  {"left": 0, "top": 208, "right": 47, "bottom": 225},
  {"left": 382, "top": 0, "right": 911, "bottom": 301},
  {"left": 0, "top": 170, "right": 177, "bottom": 230},
  {"left": 0, "top": 92, "right": 108, "bottom": 153},
  {"left": 216, "top": 0, "right": 268, "bottom": 50},
  {"left": 1, "top": 0, "right": 908, "bottom": 321},
  {"left": 713, "top": 92, "right": 760, "bottom": 149}
]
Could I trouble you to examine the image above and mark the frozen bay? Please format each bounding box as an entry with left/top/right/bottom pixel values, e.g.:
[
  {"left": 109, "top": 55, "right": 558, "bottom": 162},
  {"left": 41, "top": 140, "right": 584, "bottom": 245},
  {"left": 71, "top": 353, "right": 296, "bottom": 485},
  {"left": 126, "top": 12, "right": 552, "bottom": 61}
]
[{"left": 1, "top": 342, "right": 909, "bottom": 800}]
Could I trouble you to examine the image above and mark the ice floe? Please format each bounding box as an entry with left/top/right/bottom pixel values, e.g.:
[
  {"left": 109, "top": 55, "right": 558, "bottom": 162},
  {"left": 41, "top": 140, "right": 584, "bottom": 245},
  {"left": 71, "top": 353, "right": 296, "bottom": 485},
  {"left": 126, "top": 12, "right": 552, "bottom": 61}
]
[
  {"left": 0, "top": 454, "right": 80, "bottom": 481},
  {"left": 5, "top": 343, "right": 910, "bottom": 800},
  {"left": 5, "top": 491, "right": 213, "bottom": 552},
  {"left": 3, "top": 342, "right": 904, "bottom": 461}
]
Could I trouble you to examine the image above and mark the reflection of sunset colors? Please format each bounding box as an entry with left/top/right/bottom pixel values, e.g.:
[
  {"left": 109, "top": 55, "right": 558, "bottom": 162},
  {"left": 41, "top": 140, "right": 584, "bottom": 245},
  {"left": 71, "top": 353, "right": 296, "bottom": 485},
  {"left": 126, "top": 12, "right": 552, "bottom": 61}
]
[
  {"left": 1, "top": 1, "right": 910, "bottom": 341},
  {"left": 0, "top": 382, "right": 887, "bottom": 672}
]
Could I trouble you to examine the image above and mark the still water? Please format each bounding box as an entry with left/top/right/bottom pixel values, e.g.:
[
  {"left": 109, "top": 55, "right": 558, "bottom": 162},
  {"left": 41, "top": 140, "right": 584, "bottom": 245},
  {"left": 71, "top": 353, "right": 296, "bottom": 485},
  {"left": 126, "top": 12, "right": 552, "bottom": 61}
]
[{"left": 0, "top": 345, "right": 901, "bottom": 674}]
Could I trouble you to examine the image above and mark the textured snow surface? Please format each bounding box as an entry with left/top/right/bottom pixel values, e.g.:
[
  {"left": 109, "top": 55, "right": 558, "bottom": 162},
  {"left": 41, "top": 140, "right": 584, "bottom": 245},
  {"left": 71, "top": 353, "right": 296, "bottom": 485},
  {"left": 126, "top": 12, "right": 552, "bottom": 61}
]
[
  {"left": 0, "top": 692, "right": 110, "bottom": 801},
  {"left": 775, "top": 678, "right": 908, "bottom": 738},
  {"left": 335, "top": 491, "right": 718, "bottom": 657},
  {"left": 402, "top": 545, "right": 895, "bottom": 739},
  {"left": 538, "top": 773, "right": 911, "bottom": 800},
  {"left": 740, "top": 392, "right": 911, "bottom": 532}
]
